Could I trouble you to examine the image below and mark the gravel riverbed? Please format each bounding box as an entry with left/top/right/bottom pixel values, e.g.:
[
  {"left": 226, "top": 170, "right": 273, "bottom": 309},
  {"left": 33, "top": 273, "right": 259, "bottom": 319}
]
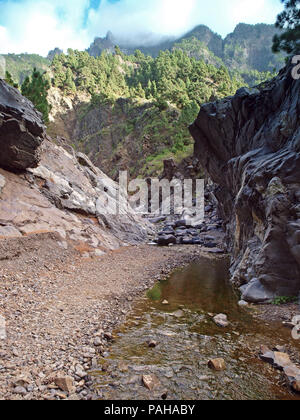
[{"left": 0, "top": 234, "right": 215, "bottom": 400}]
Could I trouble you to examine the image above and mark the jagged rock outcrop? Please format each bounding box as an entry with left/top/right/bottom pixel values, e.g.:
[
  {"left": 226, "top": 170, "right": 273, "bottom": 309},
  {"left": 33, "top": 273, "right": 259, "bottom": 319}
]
[
  {"left": 0, "top": 79, "right": 151, "bottom": 254},
  {"left": 190, "top": 62, "right": 300, "bottom": 303},
  {"left": 0, "top": 79, "right": 45, "bottom": 171}
]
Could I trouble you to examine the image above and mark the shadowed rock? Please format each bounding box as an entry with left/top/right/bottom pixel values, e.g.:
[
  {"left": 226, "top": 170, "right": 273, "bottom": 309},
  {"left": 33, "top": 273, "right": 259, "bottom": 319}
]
[
  {"left": 0, "top": 79, "right": 45, "bottom": 171},
  {"left": 190, "top": 61, "right": 300, "bottom": 302}
]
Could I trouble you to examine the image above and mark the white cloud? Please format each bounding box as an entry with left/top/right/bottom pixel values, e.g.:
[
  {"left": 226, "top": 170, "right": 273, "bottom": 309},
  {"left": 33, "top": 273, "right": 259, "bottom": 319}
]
[
  {"left": 87, "top": 0, "right": 283, "bottom": 42},
  {"left": 0, "top": 0, "right": 90, "bottom": 55},
  {"left": 0, "top": 0, "right": 283, "bottom": 55}
]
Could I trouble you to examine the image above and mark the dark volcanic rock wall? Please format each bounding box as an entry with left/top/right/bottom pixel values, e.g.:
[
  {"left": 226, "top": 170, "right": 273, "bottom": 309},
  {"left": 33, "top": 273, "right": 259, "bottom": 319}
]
[
  {"left": 0, "top": 79, "right": 45, "bottom": 171},
  {"left": 190, "top": 62, "right": 300, "bottom": 303}
]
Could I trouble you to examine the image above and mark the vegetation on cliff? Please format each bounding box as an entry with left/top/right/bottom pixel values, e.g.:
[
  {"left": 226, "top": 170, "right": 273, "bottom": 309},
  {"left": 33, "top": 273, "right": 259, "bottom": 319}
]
[
  {"left": 21, "top": 69, "right": 51, "bottom": 123},
  {"left": 47, "top": 48, "right": 245, "bottom": 177},
  {"left": 2, "top": 53, "right": 50, "bottom": 85},
  {"left": 2, "top": 21, "right": 287, "bottom": 177},
  {"left": 51, "top": 48, "right": 243, "bottom": 107}
]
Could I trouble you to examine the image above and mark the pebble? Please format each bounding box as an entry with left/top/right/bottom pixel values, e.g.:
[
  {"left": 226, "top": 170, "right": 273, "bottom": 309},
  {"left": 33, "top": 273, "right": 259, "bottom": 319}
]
[
  {"left": 213, "top": 314, "right": 229, "bottom": 328},
  {"left": 14, "top": 386, "right": 27, "bottom": 396},
  {"left": 54, "top": 375, "right": 75, "bottom": 394},
  {"left": 208, "top": 359, "right": 226, "bottom": 371},
  {"left": 93, "top": 337, "right": 102, "bottom": 347},
  {"left": 142, "top": 374, "right": 160, "bottom": 391},
  {"left": 104, "top": 332, "right": 113, "bottom": 341}
]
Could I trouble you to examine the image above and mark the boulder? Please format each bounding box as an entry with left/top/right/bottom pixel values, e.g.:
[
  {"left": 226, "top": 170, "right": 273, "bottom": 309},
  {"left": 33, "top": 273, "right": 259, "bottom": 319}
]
[
  {"left": 241, "top": 279, "right": 274, "bottom": 304},
  {"left": 284, "top": 364, "right": 300, "bottom": 381},
  {"left": 0, "top": 79, "right": 45, "bottom": 171},
  {"left": 181, "top": 237, "right": 194, "bottom": 245},
  {"left": 190, "top": 61, "right": 300, "bottom": 302},
  {"left": 157, "top": 235, "right": 177, "bottom": 246},
  {"left": 273, "top": 352, "right": 292, "bottom": 370},
  {"left": 260, "top": 349, "right": 294, "bottom": 371}
]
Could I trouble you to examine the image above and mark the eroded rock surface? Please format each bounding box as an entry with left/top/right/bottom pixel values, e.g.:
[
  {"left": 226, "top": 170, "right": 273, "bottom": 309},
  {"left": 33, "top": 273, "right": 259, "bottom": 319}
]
[
  {"left": 0, "top": 79, "right": 150, "bottom": 253},
  {"left": 0, "top": 79, "right": 45, "bottom": 171},
  {"left": 190, "top": 62, "right": 300, "bottom": 302}
]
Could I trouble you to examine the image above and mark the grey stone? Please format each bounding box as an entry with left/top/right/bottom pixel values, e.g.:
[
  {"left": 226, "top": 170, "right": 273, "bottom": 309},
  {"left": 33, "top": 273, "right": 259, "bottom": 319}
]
[
  {"left": 14, "top": 386, "right": 27, "bottom": 396},
  {"left": 241, "top": 279, "right": 274, "bottom": 303},
  {"left": 238, "top": 300, "right": 249, "bottom": 307},
  {"left": 157, "top": 235, "right": 177, "bottom": 246},
  {"left": 213, "top": 314, "right": 229, "bottom": 328}
]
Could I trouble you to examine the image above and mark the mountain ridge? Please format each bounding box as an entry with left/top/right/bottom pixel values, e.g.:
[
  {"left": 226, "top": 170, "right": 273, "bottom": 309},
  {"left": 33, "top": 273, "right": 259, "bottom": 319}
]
[
  {"left": 87, "top": 23, "right": 285, "bottom": 73},
  {"left": 2, "top": 22, "right": 285, "bottom": 85}
]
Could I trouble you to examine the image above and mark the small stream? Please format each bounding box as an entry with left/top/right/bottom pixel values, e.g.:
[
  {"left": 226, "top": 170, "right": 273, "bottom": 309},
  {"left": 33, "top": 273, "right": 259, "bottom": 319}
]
[{"left": 92, "top": 256, "right": 300, "bottom": 400}]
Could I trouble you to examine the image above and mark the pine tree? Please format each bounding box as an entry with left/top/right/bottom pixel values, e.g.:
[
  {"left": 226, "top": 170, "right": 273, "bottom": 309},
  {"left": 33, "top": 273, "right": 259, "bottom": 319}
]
[
  {"left": 5, "top": 71, "right": 19, "bottom": 89},
  {"left": 64, "top": 68, "right": 76, "bottom": 93},
  {"left": 136, "top": 82, "right": 146, "bottom": 98},
  {"left": 273, "top": 0, "right": 300, "bottom": 54},
  {"left": 21, "top": 68, "right": 51, "bottom": 123},
  {"left": 145, "top": 80, "right": 153, "bottom": 98}
]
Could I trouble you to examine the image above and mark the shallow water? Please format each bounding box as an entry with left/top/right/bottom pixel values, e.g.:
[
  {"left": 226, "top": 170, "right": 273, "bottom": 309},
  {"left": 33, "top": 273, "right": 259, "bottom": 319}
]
[{"left": 92, "top": 257, "right": 300, "bottom": 400}]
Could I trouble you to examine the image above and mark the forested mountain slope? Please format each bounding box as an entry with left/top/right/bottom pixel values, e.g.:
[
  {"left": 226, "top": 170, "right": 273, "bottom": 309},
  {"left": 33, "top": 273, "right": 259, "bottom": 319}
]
[
  {"left": 88, "top": 23, "right": 286, "bottom": 74},
  {"left": 3, "top": 23, "right": 286, "bottom": 180},
  {"left": 2, "top": 54, "right": 50, "bottom": 85},
  {"left": 47, "top": 48, "right": 243, "bottom": 179}
]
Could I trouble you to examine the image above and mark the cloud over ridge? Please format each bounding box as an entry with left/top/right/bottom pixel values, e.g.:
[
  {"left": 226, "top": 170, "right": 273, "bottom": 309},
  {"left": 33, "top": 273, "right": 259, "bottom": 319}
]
[{"left": 0, "top": 0, "right": 282, "bottom": 55}]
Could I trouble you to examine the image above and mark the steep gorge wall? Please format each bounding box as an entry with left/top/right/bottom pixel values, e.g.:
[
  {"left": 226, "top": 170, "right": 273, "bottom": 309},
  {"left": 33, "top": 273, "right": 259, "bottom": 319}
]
[
  {"left": 190, "top": 62, "right": 300, "bottom": 303},
  {"left": 47, "top": 91, "right": 194, "bottom": 180},
  {"left": 0, "top": 80, "right": 150, "bottom": 256}
]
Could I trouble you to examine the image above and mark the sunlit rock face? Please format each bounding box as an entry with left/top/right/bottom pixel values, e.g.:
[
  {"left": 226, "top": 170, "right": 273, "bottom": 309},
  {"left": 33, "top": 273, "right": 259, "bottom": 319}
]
[
  {"left": 0, "top": 79, "right": 150, "bottom": 253},
  {"left": 190, "top": 62, "right": 300, "bottom": 303}
]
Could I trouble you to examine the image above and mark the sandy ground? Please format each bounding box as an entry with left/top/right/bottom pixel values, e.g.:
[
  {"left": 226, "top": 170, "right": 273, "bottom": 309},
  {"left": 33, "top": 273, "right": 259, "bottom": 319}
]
[{"left": 0, "top": 234, "right": 212, "bottom": 400}]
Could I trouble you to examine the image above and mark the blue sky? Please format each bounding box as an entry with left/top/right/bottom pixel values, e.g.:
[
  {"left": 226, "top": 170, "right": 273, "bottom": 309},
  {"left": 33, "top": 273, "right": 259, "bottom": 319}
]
[{"left": 0, "top": 0, "right": 283, "bottom": 55}]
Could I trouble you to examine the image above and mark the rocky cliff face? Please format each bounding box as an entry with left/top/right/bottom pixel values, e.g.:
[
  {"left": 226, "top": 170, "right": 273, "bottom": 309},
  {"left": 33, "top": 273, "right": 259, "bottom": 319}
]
[
  {"left": 190, "top": 62, "right": 300, "bottom": 303},
  {"left": 0, "top": 79, "right": 150, "bottom": 255},
  {"left": 47, "top": 92, "right": 194, "bottom": 180},
  {"left": 223, "top": 23, "right": 284, "bottom": 72},
  {"left": 0, "top": 79, "right": 45, "bottom": 171}
]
